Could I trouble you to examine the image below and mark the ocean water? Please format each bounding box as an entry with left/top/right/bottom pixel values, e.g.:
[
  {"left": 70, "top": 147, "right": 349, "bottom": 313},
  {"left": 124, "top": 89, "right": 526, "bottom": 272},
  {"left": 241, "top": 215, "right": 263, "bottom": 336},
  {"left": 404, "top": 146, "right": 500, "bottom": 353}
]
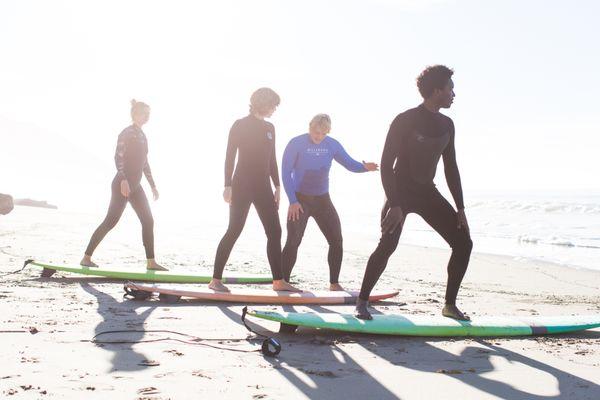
[
  {"left": 199, "top": 189, "right": 600, "bottom": 272},
  {"left": 4, "top": 190, "right": 599, "bottom": 273},
  {"left": 396, "top": 193, "right": 600, "bottom": 271}
]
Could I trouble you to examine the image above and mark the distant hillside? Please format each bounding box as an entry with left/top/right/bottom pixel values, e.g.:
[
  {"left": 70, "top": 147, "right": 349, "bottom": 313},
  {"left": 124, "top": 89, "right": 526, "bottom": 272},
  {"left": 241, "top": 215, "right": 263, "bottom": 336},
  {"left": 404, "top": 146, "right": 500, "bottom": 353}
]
[{"left": 14, "top": 198, "right": 58, "bottom": 209}]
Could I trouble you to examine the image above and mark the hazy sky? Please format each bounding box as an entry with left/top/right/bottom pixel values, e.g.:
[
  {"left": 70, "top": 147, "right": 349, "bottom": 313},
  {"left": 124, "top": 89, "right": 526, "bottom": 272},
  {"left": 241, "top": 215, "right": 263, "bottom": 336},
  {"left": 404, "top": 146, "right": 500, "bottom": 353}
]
[{"left": 1, "top": 0, "right": 599, "bottom": 211}]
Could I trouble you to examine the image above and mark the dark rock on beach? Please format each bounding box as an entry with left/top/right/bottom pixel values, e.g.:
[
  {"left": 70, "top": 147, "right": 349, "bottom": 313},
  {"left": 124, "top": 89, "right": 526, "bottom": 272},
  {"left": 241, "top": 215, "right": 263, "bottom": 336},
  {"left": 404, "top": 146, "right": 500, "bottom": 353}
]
[{"left": 0, "top": 193, "right": 14, "bottom": 215}]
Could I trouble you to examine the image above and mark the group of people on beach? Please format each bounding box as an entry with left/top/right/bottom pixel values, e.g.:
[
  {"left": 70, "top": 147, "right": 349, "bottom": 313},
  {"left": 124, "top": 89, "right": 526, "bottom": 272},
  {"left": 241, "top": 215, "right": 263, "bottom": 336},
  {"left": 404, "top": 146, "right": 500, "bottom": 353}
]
[{"left": 80, "top": 65, "right": 473, "bottom": 321}]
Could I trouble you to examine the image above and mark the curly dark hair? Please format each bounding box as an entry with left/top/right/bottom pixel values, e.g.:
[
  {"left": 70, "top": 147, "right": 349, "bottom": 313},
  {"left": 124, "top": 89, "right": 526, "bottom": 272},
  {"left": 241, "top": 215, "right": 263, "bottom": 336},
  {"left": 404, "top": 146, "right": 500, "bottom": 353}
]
[{"left": 416, "top": 65, "right": 454, "bottom": 99}]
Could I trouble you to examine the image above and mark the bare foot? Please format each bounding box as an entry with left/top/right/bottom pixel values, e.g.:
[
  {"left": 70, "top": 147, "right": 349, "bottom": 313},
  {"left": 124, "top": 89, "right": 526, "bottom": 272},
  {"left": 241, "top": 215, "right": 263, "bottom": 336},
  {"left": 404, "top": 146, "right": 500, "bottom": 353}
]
[
  {"left": 329, "top": 283, "right": 345, "bottom": 291},
  {"left": 354, "top": 298, "right": 373, "bottom": 320},
  {"left": 147, "top": 259, "right": 168, "bottom": 271},
  {"left": 272, "top": 280, "right": 302, "bottom": 292},
  {"left": 80, "top": 256, "right": 99, "bottom": 268},
  {"left": 442, "top": 304, "right": 470, "bottom": 321},
  {"left": 208, "top": 279, "right": 230, "bottom": 292}
]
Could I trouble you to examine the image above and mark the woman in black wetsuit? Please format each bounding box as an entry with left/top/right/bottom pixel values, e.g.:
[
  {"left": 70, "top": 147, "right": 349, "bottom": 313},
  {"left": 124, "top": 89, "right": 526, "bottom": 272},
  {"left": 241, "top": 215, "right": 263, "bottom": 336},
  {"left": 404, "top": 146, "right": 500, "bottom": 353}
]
[
  {"left": 81, "top": 100, "right": 167, "bottom": 271},
  {"left": 355, "top": 66, "right": 473, "bottom": 321},
  {"left": 209, "top": 88, "right": 300, "bottom": 292}
]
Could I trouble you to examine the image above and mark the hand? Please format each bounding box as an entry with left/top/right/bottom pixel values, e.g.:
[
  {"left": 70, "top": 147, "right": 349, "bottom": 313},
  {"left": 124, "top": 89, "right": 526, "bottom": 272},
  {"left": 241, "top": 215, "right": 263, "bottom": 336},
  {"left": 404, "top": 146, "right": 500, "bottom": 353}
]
[
  {"left": 274, "top": 186, "right": 281, "bottom": 209},
  {"left": 381, "top": 206, "right": 405, "bottom": 234},
  {"left": 457, "top": 209, "right": 470, "bottom": 234},
  {"left": 362, "top": 161, "right": 379, "bottom": 171},
  {"left": 288, "top": 203, "right": 304, "bottom": 221},
  {"left": 223, "top": 186, "right": 232, "bottom": 204},
  {"left": 152, "top": 187, "right": 160, "bottom": 201},
  {"left": 120, "top": 180, "right": 131, "bottom": 197}
]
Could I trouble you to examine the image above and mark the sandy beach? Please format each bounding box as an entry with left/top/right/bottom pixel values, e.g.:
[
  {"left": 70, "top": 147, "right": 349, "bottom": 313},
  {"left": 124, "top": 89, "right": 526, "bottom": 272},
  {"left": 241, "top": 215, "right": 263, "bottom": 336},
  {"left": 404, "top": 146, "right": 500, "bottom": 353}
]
[
  {"left": 3, "top": 0, "right": 600, "bottom": 398},
  {"left": 1, "top": 207, "right": 599, "bottom": 399}
]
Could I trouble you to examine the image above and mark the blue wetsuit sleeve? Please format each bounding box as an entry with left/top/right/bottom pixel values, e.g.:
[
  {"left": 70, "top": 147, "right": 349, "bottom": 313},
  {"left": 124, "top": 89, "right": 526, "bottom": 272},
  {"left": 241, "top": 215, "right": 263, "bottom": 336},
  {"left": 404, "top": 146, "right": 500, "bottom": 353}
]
[
  {"left": 281, "top": 140, "right": 298, "bottom": 204},
  {"left": 224, "top": 121, "right": 239, "bottom": 187},
  {"left": 442, "top": 121, "right": 465, "bottom": 210},
  {"left": 333, "top": 141, "right": 366, "bottom": 173}
]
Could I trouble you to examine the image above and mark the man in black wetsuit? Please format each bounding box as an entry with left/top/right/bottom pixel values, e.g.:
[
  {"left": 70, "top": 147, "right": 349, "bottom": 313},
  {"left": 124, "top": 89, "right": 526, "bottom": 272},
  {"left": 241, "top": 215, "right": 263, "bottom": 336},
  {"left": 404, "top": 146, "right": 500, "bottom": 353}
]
[
  {"left": 355, "top": 65, "right": 473, "bottom": 321},
  {"left": 210, "top": 88, "right": 300, "bottom": 293}
]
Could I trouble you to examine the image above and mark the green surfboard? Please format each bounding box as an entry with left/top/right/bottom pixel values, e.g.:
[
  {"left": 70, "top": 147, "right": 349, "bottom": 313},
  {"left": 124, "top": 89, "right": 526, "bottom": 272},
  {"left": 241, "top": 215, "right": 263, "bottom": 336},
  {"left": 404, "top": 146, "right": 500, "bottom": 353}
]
[
  {"left": 247, "top": 309, "right": 600, "bottom": 337},
  {"left": 28, "top": 260, "right": 273, "bottom": 284}
]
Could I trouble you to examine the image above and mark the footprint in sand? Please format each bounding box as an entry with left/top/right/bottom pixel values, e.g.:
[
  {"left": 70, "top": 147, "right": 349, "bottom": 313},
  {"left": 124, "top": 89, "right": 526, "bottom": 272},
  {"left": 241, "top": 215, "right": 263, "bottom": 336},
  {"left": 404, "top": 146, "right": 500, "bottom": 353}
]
[
  {"left": 138, "top": 359, "right": 160, "bottom": 367},
  {"left": 191, "top": 370, "right": 211, "bottom": 379},
  {"left": 137, "top": 387, "right": 160, "bottom": 395}
]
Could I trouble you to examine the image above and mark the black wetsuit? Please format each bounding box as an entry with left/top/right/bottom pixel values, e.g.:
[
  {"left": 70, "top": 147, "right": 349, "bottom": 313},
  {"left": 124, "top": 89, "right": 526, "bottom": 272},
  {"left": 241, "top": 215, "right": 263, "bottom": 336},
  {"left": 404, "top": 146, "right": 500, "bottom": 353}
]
[
  {"left": 281, "top": 192, "right": 343, "bottom": 283},
  {"left": 213, "top": 115, "right": 283, "bottom": 280},
  {"left": 358, "top": 105, "right": 473, "bottom": 304},
  {"left": 85, "top": 125, "right": 156, "bottom": 259}
]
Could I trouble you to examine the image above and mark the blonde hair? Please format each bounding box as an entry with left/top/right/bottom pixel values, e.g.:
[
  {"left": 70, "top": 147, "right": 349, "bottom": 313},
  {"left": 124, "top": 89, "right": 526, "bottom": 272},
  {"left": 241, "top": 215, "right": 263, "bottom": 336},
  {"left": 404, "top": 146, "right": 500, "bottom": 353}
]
[
  {"left": 309, "top": 113, "right": 331, "bottom": 132},
  {"left": 130, "top": 99, "right": 150, "bottom": 119},
  {"left": 249, "top": 88, "right": 280, "bottom": 115}
]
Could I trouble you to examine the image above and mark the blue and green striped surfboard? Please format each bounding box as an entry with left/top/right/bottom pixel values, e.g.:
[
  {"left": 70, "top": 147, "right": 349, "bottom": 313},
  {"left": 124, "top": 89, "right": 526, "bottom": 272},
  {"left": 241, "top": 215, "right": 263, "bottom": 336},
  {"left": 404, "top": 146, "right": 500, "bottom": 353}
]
[{"left": 248, "top": 309, "right": 600, "bottom": 337}]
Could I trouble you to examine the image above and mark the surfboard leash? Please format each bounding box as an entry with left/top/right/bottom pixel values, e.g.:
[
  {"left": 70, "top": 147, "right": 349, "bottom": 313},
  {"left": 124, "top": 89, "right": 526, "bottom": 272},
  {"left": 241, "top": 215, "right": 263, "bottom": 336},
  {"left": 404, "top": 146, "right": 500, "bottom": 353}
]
[
  {"left": 241, "top": 306, "right": 282, "bottom": 357},
  {"left": 0, "top": 258, "right": 33, "bottom": 277},
  {"left": 90, "top": 329, "right": 263, "bottom": 354}
]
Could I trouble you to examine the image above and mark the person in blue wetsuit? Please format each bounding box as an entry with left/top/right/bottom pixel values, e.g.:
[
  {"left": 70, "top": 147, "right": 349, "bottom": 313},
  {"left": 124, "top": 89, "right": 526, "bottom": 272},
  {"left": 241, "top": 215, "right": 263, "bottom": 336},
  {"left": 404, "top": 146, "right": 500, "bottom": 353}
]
[{"left": 281, "top": 114, "right": 379, "bottom": 290}]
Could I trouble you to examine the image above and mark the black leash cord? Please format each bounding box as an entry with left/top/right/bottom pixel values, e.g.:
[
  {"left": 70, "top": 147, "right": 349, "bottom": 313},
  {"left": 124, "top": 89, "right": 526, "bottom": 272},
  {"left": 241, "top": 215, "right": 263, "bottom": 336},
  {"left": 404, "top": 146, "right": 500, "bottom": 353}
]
[
  {"left": 241, "top": 306, "right": 282, "bottom": 357},
  {"left": 91, "top": 329, "right": 260, "bottom": 354},
  {"left": 0, "top": 258, "right": 33, "bottom": 277}
]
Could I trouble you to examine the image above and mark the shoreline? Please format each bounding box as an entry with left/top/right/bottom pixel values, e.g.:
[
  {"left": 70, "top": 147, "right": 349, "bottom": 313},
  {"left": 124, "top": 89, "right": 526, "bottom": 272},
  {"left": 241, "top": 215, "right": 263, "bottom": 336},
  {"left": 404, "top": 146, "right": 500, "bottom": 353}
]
[
  {"left": 4, "top": 204, "right": 600, "bottom": 274},
  {"left": 405, "top": 240, "right": 600, "bottom": 275}
]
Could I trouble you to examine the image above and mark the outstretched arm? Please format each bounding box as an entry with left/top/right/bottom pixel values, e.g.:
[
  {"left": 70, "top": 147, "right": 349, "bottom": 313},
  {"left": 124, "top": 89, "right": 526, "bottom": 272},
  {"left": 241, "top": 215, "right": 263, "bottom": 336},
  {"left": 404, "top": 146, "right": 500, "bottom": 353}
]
[{"left": 333, "top": 142, "right": 367, "bottom": 173}]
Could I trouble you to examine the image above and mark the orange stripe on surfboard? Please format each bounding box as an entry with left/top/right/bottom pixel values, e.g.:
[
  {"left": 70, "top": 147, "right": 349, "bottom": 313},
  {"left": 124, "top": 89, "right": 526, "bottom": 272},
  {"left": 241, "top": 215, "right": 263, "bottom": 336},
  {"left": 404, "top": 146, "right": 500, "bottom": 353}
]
[{"left": 124, "top": 282, "right": 398, "bottom": 305}]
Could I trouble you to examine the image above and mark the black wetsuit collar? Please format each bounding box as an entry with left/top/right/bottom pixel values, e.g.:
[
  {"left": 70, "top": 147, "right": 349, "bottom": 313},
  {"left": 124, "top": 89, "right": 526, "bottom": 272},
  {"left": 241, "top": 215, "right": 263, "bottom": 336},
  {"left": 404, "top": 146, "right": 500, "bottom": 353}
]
[
  {"left": 130, "top": 124, "right": 144, "bottom": 135},
  {"left": 248, "top": 113, "right": 265, "bottom": 122},
  {"left": 418, "top": 103, "right": 440, "bottom": 115}
]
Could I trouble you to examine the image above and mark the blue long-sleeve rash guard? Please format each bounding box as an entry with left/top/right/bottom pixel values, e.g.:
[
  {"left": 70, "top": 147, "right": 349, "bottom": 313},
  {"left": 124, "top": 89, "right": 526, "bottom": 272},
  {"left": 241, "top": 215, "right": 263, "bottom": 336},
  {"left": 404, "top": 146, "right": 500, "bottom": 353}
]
[{"left": 282, "top": 134, "right": 367, "bottom": 204}]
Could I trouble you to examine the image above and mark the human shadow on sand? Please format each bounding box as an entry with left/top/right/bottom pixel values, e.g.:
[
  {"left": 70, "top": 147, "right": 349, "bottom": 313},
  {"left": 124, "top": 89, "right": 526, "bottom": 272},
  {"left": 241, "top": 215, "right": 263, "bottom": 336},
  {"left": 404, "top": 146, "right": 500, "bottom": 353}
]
[
  {"left": 122, "top": 297, "right": 404, "bottom": 399},
  {"left": 215, "top": 301, "right": 600, "bottom": 400},
  {"left": 109, "top": 292, "right": 600, "bottom": 400},
  {"left": 79, "top": 282, "right": 158, "bottom": 373},
  {"left": 213, "top": 302, "right": 402, "bottom": 400},
  {"left": 355, "top": 332, "right": 600, "bottom": 400}
]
